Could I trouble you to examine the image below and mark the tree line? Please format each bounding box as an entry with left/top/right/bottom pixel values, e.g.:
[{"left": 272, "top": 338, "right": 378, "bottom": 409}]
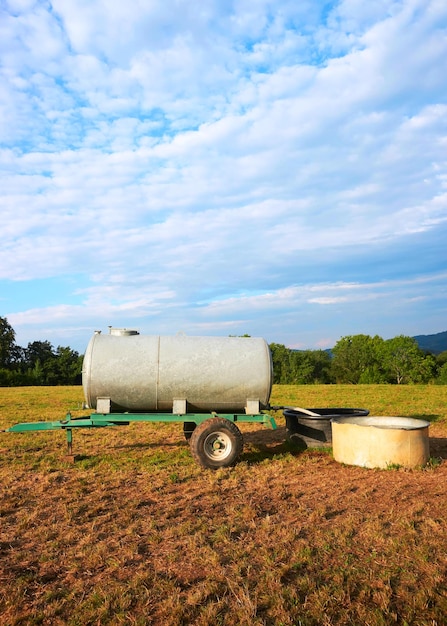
[
  {"left": 1, "top": 316, "right": 447, "bottom": 386},
  {"left": 270, "top": 334, "right": 447, "bottom": 384},
  {"left": 0, "top": 317, "right": 82, "bottom": 386}
]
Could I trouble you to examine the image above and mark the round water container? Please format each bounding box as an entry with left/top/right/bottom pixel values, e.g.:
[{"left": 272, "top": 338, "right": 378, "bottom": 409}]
[
  {"left": 331, "top": 416, "right": 430, "bottom": 469},
  {"left": 82, "top": 330, "right": 273, "bottom": 413}
]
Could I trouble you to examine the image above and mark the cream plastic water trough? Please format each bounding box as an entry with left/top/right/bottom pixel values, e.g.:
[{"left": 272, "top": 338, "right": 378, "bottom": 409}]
[{"left": 331, "top": 416, "right": 430, "bottom": 469}]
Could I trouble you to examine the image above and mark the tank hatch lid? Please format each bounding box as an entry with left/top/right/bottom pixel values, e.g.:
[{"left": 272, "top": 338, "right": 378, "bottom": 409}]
[{"left": 108, "top": 327, "right": 140, "bottom": 336}]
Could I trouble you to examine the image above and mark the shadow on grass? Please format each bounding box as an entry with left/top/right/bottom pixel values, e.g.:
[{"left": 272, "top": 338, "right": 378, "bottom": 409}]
[
  {"left": 428, "top": 438, "right": 447, "bottom": 459},
  {"left": 113, "top": 427, "right": 318, "bottom": 465},
  {"left": 113, "top": 440, "right": 187, "bottom": 450},
  {"left": 409, "top": 413, "right": 444, "bottom": 423},
  {"left": 71, "top": 423, "right": 447, "bottom": 466},
  {"left": 240, "top": 427, "right": 316, "bottom": 464},
  {"left": 240, "top": 440, "right": 307, "bottom": 464},
  {"left": 407, "top": 413, "right": 447, "bottom": 459}
]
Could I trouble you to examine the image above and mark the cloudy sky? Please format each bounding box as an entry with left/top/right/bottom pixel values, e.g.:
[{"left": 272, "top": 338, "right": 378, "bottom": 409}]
[{"left": 1, "top": 0, "right": 447, "bottom": 354}]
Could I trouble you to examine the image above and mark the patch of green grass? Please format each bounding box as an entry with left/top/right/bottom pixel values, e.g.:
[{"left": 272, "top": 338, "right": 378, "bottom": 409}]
[
  {"left": 385, "top": 462, "right": 403, "bottom": 470},
  {"left": 423, "top": 456, "right": 443, "bottom": 470},
  {"left": 270, "top": 384, "right": 447, "bottom": 423}
]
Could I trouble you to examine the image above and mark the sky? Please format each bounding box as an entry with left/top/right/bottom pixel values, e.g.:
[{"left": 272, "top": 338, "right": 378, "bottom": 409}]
[{"left": 1, "top": 0, "right": 447, "bottom": 355}]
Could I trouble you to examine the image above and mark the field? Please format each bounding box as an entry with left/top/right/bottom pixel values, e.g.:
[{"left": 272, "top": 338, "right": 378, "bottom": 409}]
[{"left": 1, "top": 385, "right": 447, "bottom": 625}]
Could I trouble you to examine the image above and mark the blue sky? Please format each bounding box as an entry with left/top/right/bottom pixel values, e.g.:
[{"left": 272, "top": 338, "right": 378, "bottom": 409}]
[{"left": 1, "top": 0, "right": 447, "bottom": 354}]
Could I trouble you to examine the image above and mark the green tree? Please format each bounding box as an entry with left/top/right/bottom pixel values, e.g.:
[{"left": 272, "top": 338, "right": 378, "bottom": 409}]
[
  {"left": 310, "top": 350, "right": 334, "bottom": 383},
  {"left": 269, "top": 344, "right": 333, "bottom": 384},
  {"left": 381, "top": 336, "right": 435, "bottom": 384},
  {"left": 289, "top": 350, "right": 333, "bottom": 384},
  {"left": 22, "top": 341, "right": 82, "bottom": 385},
  {"left": 53, "top": 346, "right": 82, "bottom": 385},
  {"left": 332, "top": 335, "right": 385, "bottom": 384},
  {"left": 0, "top": 319, "right": 84, "bottom": 386},
  {"left": 23, "top": 340, "right": 55, "bottom": 384},
  {"left": 437, "top": 362, "right": 447, "bottom": 384},
  {"left": 416, "top": 352, "right": 437, "bottom": 383},
  {"left": 288, "top": 350, "right": 314, "bottom": 384},
  {"left": 0, "top": 317, "right": 17, "bottom": 369},
  {"left": 269, "top": 343, "right": 291, "bottom": 383},
  {"left": 25, "top": 340, "right": 55, "bottom": 368}
]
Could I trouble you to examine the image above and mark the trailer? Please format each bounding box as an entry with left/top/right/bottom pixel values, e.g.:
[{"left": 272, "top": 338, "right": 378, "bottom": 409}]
[
  {"left": 5, "top": 408, "right": 277, "bottom": 469},
  {"left": 3, "top": 328, "right": 370, "bottom": 469},
  {"left": 4, "top": 329, "right": 278, "bottom": 469}
]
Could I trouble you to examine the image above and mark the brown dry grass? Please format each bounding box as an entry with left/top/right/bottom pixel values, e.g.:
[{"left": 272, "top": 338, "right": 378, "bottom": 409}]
[{"left": 0, "top": 385, "right": 447, "bottom": 625}]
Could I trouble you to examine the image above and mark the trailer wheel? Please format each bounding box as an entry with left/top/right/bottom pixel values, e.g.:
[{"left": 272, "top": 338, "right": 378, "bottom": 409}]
[
  {"left": 190, "top": 417, "right": 243, "bottom": 469},
  {"left": 183, "top": 421, "right": 197, "bottom": 441}
]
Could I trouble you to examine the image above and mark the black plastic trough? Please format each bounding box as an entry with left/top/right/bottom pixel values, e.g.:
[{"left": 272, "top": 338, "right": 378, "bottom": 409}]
[{"left": 283, "top": 407, "right": 370, "bottom": 448}]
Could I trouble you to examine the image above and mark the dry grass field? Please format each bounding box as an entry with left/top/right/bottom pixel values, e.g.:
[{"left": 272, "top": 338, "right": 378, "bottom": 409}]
[{"left": 0, "top": 385, "right": 447, "bottom": 625}]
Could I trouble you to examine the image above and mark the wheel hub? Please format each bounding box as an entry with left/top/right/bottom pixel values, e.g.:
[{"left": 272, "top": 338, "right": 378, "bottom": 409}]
[{"left": 204, "top": 431, "right": 231, "bottom": 460}]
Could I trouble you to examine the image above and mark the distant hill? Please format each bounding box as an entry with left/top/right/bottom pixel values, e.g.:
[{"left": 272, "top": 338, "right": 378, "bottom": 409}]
[{"left": 413, "top": 331, "right": 447, "bottom": 354}]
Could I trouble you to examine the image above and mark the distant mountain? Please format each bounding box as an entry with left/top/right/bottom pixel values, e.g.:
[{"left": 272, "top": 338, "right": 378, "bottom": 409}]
[{"left": 413, "top": 331, "right": 447, "bottom": 354}]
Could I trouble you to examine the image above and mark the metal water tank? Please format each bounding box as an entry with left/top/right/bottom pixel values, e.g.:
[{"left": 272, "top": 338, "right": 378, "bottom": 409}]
[{"left": 82, "top": 329, "right": 273, "bottom": 413}]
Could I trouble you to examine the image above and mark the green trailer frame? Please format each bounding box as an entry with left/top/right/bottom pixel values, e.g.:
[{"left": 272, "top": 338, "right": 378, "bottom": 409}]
[{"left": 4, "top": 410, "right": 277, "bottom": 469}]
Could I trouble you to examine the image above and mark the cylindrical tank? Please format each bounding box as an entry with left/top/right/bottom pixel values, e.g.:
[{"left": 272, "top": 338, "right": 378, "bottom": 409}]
[{"left": 82, "top": 329, "right": 273, "bottom": 413}]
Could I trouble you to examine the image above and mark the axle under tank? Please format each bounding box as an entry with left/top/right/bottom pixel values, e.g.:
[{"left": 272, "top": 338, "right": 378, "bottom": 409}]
[{"left": 82, "top": 329, "right": 273, "bottom": 414}]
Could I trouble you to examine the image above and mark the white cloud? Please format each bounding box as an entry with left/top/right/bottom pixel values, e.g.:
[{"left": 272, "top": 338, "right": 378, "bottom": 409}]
[{"left": 1, "top": 0, "right": 447, "bottom": 350}]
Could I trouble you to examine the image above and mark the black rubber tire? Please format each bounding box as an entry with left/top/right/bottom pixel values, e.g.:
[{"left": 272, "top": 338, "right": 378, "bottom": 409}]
[
  {"left": 189, "top": 417, "right": 244, "bottom": 469},
  {"left": 183, "top": 421, "right": 197, "bottom": 441}
]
